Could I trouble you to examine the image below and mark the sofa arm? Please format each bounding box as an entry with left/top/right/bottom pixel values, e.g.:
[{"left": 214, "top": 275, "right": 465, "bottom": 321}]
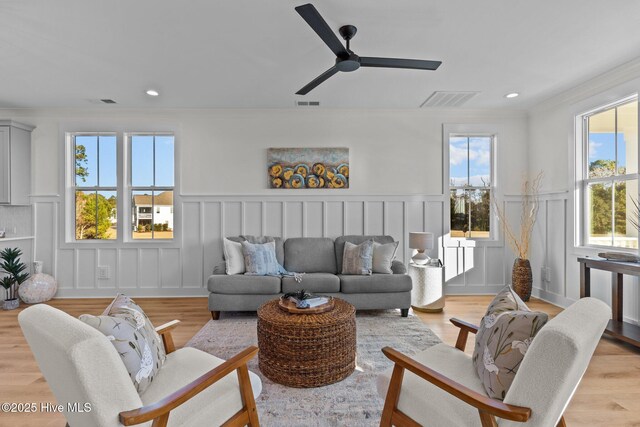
[
  {"left": 212, "top": 261, "right": 226, "bottom": 275},
  {"left": 391, "top": 260, "right": 407, "bottom": 274}
]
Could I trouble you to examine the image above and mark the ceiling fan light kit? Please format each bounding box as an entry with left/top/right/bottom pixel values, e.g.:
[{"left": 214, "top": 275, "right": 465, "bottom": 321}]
[{"left": 294, "top": 3, "right": 442, "bottom": 95}]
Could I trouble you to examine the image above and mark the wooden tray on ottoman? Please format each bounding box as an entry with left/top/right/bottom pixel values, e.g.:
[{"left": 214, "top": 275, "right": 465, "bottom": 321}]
[{"left": 278, "top": 296, "right": 335, "bottom": 314}]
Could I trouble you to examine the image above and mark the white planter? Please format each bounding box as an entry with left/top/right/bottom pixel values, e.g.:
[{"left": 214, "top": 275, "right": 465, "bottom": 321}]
[{"left": 19, "top": 261, "right": 57, "bottom": 304}]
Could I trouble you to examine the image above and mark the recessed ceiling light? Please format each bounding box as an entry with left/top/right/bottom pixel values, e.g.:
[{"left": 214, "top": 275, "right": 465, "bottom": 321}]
[
  {"left": 146, "top": 89, "right": 159, "bottom": 97},
  {"left": 505, "top": 92, "right": 519, "bottom": 99}
]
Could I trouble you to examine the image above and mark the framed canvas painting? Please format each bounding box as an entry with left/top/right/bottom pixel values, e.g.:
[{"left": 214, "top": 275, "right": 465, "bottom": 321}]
[{"left": 267, "top": 147, "right": 349, "bottom": 189}]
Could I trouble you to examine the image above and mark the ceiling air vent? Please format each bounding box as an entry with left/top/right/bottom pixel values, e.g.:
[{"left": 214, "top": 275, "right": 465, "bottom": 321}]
[
  {"left": 420, "top": 91, "right": 479, "bottom": 108},
  {"left": 295, "top": 101, "right": 320, "bottom": 107},
  {"left": 100, "top": 99, "right": 117, "bottom": 104}
]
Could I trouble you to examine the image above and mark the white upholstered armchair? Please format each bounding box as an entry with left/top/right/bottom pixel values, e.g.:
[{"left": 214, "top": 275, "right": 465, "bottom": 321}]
[
  {"left": 19, "top": 304, "right": 262, "bottom": 427},
  {"left": 377, "top": 297, "right": 610, "bottom": 427}
]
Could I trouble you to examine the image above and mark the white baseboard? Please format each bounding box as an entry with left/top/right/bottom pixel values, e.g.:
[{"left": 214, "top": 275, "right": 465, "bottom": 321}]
[{"left": 54, "top": 288, "right": 209, "bottom": 298}]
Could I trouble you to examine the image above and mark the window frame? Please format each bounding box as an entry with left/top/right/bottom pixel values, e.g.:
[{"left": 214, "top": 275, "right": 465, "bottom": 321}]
[
  {"left": 577, "top": 95, "right": 639, "bottom": 250},
  {"left": 443, "top": 124, "right": 499, "bottom": 246},
  {"left": 126, "top": 132, "right": 176, "bottom": 242},
  {"left": 70, "top": 132, "right": 118, "bottom": 241},
  {"left": 449, "top": 133, "right": 495, "bottom": 240},
  {"left": 63, "top": 127, "right": 179, "bottom": 247}
]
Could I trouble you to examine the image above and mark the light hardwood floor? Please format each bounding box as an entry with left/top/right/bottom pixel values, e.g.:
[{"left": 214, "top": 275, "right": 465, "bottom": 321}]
[{"left": 1, "top": 296, "right": 639, "bottom": 426}]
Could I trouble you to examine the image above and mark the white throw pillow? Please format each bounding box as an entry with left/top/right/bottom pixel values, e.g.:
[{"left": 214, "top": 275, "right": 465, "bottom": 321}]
[
  {"left": 372, "top": 241, "right": 399, "bottom": 274},
  {"left": 223, "top": 238, "right": 245, "bottom": 275}
]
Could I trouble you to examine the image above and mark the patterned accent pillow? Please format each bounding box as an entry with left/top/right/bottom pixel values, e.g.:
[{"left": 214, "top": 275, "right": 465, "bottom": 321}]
[
  {"left": 372, "top": 241, "right": 399, "bottom": 274},
  {"left": 341, "top": 240, "right": 374, "bottom": 275},
  {"left": 242, "top": 241, "right": 280, "bottom": 275},
  {"left": 472, "top": 286, "right": 548, "bottom": 400},
  {"left": 79, "top": 294, "right": 166, "bottom": 393}
]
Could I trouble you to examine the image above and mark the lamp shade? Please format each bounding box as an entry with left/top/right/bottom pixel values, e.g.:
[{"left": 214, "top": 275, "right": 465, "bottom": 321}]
[{"left": 409, "top": 232, "right": 434, "bottom": 250}]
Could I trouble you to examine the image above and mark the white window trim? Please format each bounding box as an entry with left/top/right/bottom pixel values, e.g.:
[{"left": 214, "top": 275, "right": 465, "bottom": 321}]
[
  {"left": 442, "top": 124, "right": 500, "bottom": 248},
  {"left": 60, "top": 123, "right": 180, "bottom": 249},
  {"left": 574, "top": 94, "right": 639, "bottom": 251}
]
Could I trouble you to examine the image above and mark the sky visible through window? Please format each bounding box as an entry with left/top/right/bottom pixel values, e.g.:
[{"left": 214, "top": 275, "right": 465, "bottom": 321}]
[
  {"left": 75, "top": 135, "right": 174, "bottom": 187},
  {"left": 449, "top": 136, "right": 491, "bottom": 187},
  {"left": 588, "top": 132, "right": 626, "bottom": 171}
]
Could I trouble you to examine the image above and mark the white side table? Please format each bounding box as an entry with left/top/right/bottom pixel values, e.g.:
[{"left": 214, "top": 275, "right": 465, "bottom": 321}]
[{"left": 409, "top": 262, "right": 445, "bottom": 313}]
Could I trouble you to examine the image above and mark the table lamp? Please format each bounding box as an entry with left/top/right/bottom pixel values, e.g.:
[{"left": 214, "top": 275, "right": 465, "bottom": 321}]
[{"left": 409, "top": 232, "right": 434, "bottom": 265}]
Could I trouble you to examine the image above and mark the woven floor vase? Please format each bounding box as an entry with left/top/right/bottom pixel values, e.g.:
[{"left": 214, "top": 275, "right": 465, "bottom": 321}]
[{"left": 512, "top": 258, "right": 532, "bottom": 302}]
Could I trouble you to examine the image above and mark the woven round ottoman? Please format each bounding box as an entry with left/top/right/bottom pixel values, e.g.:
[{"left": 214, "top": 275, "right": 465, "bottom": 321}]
[{"left": 257, "top": 298, "right": 356, "bottom": 388}]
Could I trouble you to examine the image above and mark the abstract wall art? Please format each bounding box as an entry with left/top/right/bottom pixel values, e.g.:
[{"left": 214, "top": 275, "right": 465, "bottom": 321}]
[{"left": 267, "top": 147, "right": 349, "bottom": 189}]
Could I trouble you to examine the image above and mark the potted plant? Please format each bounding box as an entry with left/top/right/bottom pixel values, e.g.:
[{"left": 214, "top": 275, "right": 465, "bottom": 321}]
[
  {"left": 1, "top": 248, "right": 29, "bottom": 310},
  {"left": 494, "top": 172, "right": 543, "bottom": 301}
]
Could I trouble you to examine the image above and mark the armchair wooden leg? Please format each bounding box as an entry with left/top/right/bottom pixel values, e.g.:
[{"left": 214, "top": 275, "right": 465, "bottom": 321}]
[
  {"left": 151, "top": 412, "right": 170, "bottom": 427},
  {"left": 400, "top": 308, "right": 409, "bottom": 317},
  {"left": 211, "top": 311, "right": 220, "bottom": 320},
  {"left": 380, "top": 364, "right": 405, "bottom": 427},
  {"left": 237, "top": 364, "right": 260, "bottom": 426},
  {"left": 478, "top": 410, "right": 498, "bottom": 427},
  {"left": 557, "top": 416, "right": 567, "bottom": 427}
]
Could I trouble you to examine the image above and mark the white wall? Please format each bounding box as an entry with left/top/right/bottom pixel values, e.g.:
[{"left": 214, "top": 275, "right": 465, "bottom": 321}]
[
  {"left": 0, "top": 107, "right": 528, "bottom": 296},
  {"left": 527, "top": 58, "right": 640, "bottom": 325}
]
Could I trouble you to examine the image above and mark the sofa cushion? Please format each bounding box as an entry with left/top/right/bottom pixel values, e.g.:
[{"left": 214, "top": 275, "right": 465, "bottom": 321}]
[
  {"left": 335, "top": 235, "right": 395, "bottom": 273},
  {"left": 284, "top": 237, "right": 337, "bottom": 273},
  {"left": 339, "top": 273, "right": 412, "bottom": 294},
  {"left": 208, "top": 275, "right": 281, "bottom": 294},
  {"left": 282, "top": 273, "right": 340, "bottom": 293},
  {"left": 141, "top": 347, "right": 261, "bottom": 427}
]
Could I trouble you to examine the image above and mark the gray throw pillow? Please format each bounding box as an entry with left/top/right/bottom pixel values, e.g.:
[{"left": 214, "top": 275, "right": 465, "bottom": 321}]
[
  {"left": 80, "top": 294, "right": 166, "bottom": 393},
  {"left": 472, "top": 286, "right": 548, "bottom": 400},
  {"left": 342, "top": 240, "right": 374, "bottom": 275},
  {"left": 372, "top": 241, "right": 399, "bottom": 274}
]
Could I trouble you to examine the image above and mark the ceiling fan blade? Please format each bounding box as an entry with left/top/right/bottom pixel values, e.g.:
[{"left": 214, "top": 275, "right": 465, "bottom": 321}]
[
  {"left": 296, "top": 65, "right": 339, "bottom": 95},
  {"left": 360, "top": 57, "right": 442, "bottom": 70},
  {"left": 295, "top": 3, "right": 349, "bottom": 58}
]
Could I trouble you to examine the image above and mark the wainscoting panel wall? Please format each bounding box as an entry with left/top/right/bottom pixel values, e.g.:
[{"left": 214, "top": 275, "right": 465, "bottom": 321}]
[
  {"left": 527, "top": 191, "right": 640, "bottom": 326},
  {"left": 31, "top": 194, "right": 522, "bottom": 298}
]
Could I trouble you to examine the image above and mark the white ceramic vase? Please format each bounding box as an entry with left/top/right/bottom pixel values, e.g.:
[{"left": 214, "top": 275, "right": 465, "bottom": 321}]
[{"left": 19, "top": 261, "right": 57, "bottom": 304}]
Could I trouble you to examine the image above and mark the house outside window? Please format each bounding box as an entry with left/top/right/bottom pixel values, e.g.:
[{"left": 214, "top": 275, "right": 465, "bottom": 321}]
[
  {"left": 448, "top": 134, "right": 494, "bottom": 239},
  {"left": 579, "top": 96, "right": 638, "bottom": 248},
  {"left": 129, "top": 134, "right": 175, "bottom": 240}
]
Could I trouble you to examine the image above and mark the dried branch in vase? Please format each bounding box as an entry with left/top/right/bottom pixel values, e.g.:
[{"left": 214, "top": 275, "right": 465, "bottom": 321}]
[{"left": 493, "top": 172, "right": 543, "bottom": 260}]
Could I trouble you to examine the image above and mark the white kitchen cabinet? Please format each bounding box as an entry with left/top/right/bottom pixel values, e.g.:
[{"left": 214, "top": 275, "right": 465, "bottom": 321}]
[{"left": 0, "top": 121, "right": 35, "bottom": 205}]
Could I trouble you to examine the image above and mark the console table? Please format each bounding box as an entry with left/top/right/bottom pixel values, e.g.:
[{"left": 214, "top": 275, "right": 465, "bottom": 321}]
[{"left": 578, "top": 257, "right": 640, "bottom": 348}]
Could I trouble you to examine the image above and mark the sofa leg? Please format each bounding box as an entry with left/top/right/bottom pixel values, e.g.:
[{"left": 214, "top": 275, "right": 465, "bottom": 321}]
[
  {"left": 211, "top": 311, "right": 220, "bottom": 320},
  {"left": 401, "top": 308, "right": 409, "bottom": 317}
]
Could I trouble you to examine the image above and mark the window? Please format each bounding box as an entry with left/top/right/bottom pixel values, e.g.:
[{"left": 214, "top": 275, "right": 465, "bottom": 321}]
[
  {"left": 130, "top": 134, "right": 175, "bottom": 240},
  {"left": 449, "top": 135, "right": 494, "bottom": 239},
  {"left": 580, "top": 97, "right": 638, "bottom": 248},
  {"left": 73, "top": 134, "right": 117, "bottom": 240}
]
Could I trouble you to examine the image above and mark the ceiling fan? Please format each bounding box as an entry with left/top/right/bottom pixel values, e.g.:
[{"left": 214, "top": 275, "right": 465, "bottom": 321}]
[{"left": 294, "top": 3, "right": 442, "bottom": 95}]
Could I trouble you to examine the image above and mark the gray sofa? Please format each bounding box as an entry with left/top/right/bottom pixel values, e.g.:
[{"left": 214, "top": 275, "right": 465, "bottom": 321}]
[{"left": 208, "top": 235, "right": 412, "bottom": 319}]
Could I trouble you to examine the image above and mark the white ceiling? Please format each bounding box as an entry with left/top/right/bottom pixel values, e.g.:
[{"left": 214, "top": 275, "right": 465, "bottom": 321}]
[{"left": 2, "top": 0, "right": 640, "bottom": 109}]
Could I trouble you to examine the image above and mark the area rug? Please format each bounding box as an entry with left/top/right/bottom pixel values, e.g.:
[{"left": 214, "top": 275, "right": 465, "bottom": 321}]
[{"left": 186, "top": 310, "right": 441, "bottom": 426}]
